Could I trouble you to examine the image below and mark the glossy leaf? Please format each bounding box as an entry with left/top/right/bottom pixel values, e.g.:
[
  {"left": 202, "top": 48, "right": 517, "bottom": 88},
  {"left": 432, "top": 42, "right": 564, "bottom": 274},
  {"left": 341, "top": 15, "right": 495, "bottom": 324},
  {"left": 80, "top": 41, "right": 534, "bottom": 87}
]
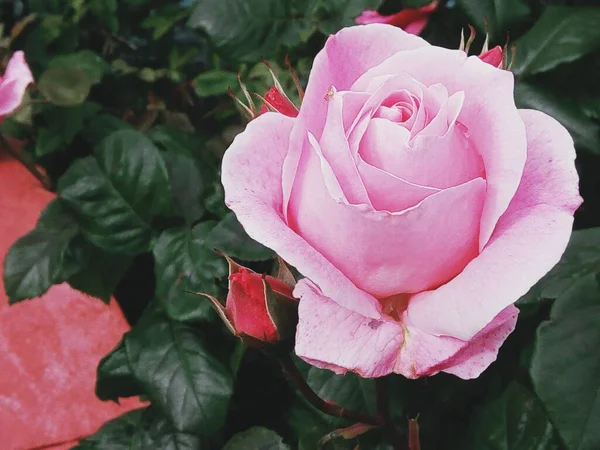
[
  {"left": 456, "top": 0, "right": 530, "bottom": 43},
  {"left": 57, "top": 130, "right": 171, "bottom": 254},
  {"left": 152, "top": 223, "right": 227, "bottom": 322},
  {"left": 513, "top": 7, "right": 600, "bottom": 76},
  {"left": 124, "top": 312, "right": 233, "bottom": 434}
]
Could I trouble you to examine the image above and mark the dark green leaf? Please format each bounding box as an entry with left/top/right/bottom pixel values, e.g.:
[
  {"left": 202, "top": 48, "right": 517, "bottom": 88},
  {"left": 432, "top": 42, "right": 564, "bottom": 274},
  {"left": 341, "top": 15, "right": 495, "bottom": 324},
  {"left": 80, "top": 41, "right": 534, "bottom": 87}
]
[
  {"left": 124, "top": 312, "right": 233, "bottom": 434},
  {"left": 38, "top": 67, "right": 92, "bottom": 106},
  {"left": 81, "top": 114, "right": 134, "bottom": 144},
  {"left": 456, "top": 0, "right": 530, "bottom": 43},
  {"left": 152, "top": 223, "right": 227, "bottom": 322},
  {"left": 513, "top": 7, "right": 600, "bottom": 76},
  {"left": 208, "top": 212, "right": 275, "bottom": 261},
  {"left": 464, "top": 383, "right": 561, "bottom": 450},
  {"left": 515, "top": 81, "right": 600, "bottom": 154},
  {"left": 223, "top": 427, "right": 290, "bottom": 450},
  {"left": 57, "top": 130, "right": 171, "bottom": 254},
  {"left": 187, "top": 0, "right": 316, "bottom": 61},
  {"left": 317, "top": 0, "right": 384, "bottom": 35},
  {"left": 73, "top": 407, "right": 203, "bottom": 449},
  {"left": 3, "top": 201, "right": 79, "bottom": 303},
  {"left": 67, "top": 240, "right": 133, "bottom": 303},
  {"left": 96, "top": 339, "right": 143, "bottom": 401},
  {"left": 531, "top": 268, "right": 600, "bottom": 450},
  {"left": 48, "top": 50, "right": 109, "bottom": 84},
  {"left": 193, "top": 70, "right": 239, "bottom": 98}
]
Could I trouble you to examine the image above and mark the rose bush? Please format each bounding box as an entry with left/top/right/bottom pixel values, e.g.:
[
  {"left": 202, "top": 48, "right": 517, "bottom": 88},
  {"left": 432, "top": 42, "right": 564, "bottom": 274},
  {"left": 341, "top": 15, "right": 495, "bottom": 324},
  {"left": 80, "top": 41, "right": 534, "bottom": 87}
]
[{"left": 222, "top": 24, "right": 582, "bottom": 379}]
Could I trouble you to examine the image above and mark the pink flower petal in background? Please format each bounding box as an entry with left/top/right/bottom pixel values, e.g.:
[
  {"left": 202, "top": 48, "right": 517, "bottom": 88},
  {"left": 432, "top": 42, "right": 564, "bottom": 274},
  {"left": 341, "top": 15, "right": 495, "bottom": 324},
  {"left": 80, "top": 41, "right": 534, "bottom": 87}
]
[
  {"left": 356, "top": 1, "right": 439, "bottom": 35},
  {"left": 0, "top": 52, "right": 34, "bottom": 116},
  {"left": 0, "top": 150, "right": 144, "bottom": 450}
]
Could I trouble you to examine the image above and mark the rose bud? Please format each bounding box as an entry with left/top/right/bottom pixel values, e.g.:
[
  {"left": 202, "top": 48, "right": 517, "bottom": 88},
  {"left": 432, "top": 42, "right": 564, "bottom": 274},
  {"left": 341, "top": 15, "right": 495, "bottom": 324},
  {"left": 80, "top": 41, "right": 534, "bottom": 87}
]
[
  {"left": 226, "top": 267, "right": 296, "bottom": 343},
  {"left": 191, "top": 254, "right": 297, "bottom": 347},
  {"left": 479, "top": 46, "right": 504, "bottom": 69},
  {"left": 259, "top": 86, "right": 299, "bottom": 117}
]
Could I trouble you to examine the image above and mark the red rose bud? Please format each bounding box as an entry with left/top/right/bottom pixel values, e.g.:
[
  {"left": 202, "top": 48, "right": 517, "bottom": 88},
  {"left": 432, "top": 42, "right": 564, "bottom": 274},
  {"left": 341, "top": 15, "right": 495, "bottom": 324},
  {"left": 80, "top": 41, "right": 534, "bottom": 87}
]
[
  {"left": 355, "top": 0, "right": 438, "bottom": 35},
  {"left": 226, "top": 268, "right": 295, "bottom": 342},
  {"left": 259, "top": 86, "right": 299, "bottom": 117},
  {"left": 479, "top": 45, "right": 505, "bottom": 69}
]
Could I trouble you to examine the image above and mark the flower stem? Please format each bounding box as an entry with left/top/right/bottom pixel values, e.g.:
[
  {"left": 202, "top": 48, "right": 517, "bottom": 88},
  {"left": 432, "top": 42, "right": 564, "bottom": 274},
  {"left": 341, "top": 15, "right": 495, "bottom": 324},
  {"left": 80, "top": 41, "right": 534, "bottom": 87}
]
[
  {"left": 0, "top": 134, "right": 52, "bottom": 191},
  {"left": 375, "top": 377, "right": 406, "bottom": 449},
  {"left": 278, "top": 354, "right": 382, "bottom": 426}
]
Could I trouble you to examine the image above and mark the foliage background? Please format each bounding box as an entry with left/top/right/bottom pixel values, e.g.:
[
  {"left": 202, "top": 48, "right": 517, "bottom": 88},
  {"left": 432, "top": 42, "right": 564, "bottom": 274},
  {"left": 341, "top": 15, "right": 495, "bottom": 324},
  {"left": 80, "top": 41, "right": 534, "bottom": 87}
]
[{"left": 2, "top": 0, "right": 600, "bottom": 448}]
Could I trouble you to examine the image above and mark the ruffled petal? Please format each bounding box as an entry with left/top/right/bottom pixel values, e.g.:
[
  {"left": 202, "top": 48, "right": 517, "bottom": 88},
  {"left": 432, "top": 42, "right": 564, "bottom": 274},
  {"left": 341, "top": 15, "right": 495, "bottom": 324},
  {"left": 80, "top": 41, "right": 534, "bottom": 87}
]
[{"left": 407, "top": 109, "right": 582, "bottom": 340}]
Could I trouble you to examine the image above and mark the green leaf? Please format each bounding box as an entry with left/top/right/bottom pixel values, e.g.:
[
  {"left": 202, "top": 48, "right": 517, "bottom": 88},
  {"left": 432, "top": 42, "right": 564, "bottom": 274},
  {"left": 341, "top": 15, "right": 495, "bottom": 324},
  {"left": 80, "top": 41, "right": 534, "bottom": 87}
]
[
  {"left": 152, "top": 223, "right": 227, "bottom": 322},
  {"left": 531, "top": 259, "right": 600, "bottom": 450},
  {"left": 193, "top": 70, "right": 239, "bottom": 98},
  {"left": 38, "top": 67, "right": 92, "bottom": 106},
  {"left": 96, "top": 339, "right": 144, "bottom": 402},
  {"left": 316, "top": 0, "right": 383, "bottom": 35},
  {"left": 73, "top": 407, "right": 203, "bottom": 449},
  {"left": 48, "top": 50, "right": 109, "bottom": 84},
  {"left": 141, "top": 4, "right": 192, "bottom": 40},
  {"left": 223, "top": 427, "right": 290, "bottom": 450},
  {"left": 35, "top": 103, "right": 102, "bottom": 157},
  {"left": 148, "top": 126, "right": 206, "bottom": 225},
  {"left": 187, "top": 0, "right": 316, "bottom": 62},
  {"left": 81, "top": 114, "right": 134, "bottom": 144},
  {"left": 208, "top": 212, "right": 275, "bottom": 261},
  {"left": 464, "top": 383, "right": 561, "bottom": 450},
  {"left": 67, "top": 240, "right": 133, "bottom": 303},
  {"left": 3, "top": 201, "right": 80, "bottom": 303},
  {"left": 513, "top": 7, "right": 600, "bottom": 76},
  {"left": 456, "top": 0, "right": 530, "bottom": 43},
  {"left": 124, "top": 312, "right": 233, "bottom": 434},
  {"left": 515, "top": 81, "right": 600, "bottom": 154},
  {"left": 57, "top": 130, "right": 171, "bottom": 254}
]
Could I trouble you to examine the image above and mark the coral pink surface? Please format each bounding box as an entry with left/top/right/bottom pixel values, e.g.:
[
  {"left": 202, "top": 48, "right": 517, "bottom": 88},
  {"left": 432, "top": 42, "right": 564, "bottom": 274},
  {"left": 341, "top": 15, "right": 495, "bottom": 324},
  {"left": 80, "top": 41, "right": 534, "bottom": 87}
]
[{"left": 0, "top": 150, "right": 142, "bottom": 450}]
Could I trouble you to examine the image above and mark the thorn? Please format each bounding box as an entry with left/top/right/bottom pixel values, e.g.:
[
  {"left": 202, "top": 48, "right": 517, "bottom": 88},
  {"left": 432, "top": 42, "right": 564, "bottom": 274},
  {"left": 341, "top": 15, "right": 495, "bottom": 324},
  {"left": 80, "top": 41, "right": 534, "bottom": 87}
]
[
  {"left": 481, "top": 17, "right": 490, "bottom": 53},
  {"left": 459, "top": 28, "right": 465, "bottom": 52},
  {"left": 508, "top": 44, "right": 517, "bottom": 71}
]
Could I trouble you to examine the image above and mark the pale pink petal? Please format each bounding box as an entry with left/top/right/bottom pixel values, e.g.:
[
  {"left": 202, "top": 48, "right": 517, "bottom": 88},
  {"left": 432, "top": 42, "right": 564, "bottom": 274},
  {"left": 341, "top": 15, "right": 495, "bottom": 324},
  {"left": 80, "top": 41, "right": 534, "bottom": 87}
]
[
  {"left": 294, "top": 280, "right": 403, "bottom": 378},
  {"left": 397, "top": 305, "right": 519, "bottom": 379},
  {"left": 317, "top": 91, "right": 371, "bottom": 205},
  {"left": 356, "top": 156, "right": 439, "bottom": 212},
  {"left": 221, "top": 113, "right": 382, "bottom": 319},
  {"left": 299, "top": 25, "right": 429, "bottom": 140},
  {"left": 353, "top": 47, "right": 528, "bottom": 248},
  {"left": 288, "top": 137, "right": 486, "bottom": 297},
  {"left": 0, "top": 51, "right": 33, "bottom": 116},
  {"left": 407, "top": 110, "right": 582, "bottom": 340},
  {"left": 294, "top": 280, "right": 518, "bottom": 380}
]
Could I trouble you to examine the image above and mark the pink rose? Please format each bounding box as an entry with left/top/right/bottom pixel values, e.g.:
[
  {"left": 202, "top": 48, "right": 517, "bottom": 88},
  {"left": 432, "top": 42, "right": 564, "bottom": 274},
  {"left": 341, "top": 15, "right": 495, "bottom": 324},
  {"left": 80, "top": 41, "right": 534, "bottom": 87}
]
[
  {"left": 356, "top": 1, "right": 438, "bottom": 35},
  {"left": 0, "top": 51, "right": 33, "bottom": 117},
  {"left": 222, "top": 25, "right": 582, "bottom": 379}
]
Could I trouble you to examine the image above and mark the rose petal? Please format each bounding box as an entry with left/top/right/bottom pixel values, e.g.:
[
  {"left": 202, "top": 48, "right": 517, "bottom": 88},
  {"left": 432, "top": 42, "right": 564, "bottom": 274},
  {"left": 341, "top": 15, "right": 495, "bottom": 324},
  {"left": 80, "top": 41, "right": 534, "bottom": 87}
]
[
  {"left": 294, "top": 279, "right": 518, "bottom": 380},
  {"left": 398, "top": 305, "right": 519, "bottom": 379},
  {"left": 407, "top": 109, "right": 582, "bottom": 340},
  {"left": 288, "top": 137, "right": 486, "bottom": 297},
  {"left": 299, "top": 24, "right": 429, "bottom": 141},
  {"left": 222, "top": 112, "right": 382, "bottom": 319},
  {"left": 356, "top": 156, "right": 440, "bottom": 212},
  {"left": 294, "top": 279, "right": 403, "bottom": 378},
  {"left": 0, "top": 51, "right": 34, "bottom": 116},
  {"left": 318, "top": 91, "right": 371, "bottom": 205},
  {"left": 353, "top": 47, "right": 528, "bottom": 248}
]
